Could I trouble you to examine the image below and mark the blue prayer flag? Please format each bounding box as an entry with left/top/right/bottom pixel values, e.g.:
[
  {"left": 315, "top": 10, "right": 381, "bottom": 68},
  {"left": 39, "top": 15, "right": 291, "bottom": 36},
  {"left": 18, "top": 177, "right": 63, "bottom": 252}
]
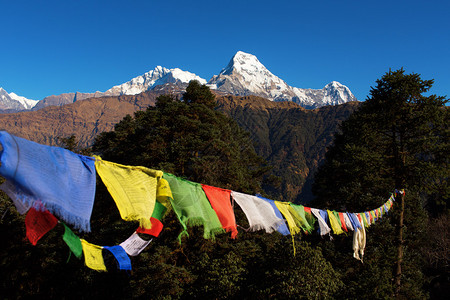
[
  {"left": 104, "top": 245, "right": 132, "bottom": 271},
  {"left": 0, "top": 131, "right": 96, "bottom": 232}
]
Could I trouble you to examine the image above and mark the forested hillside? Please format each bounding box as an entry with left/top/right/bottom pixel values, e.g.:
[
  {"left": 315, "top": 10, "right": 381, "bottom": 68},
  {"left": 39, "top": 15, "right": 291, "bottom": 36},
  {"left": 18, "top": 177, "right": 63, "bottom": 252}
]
[
  {"left": 0, "top": 74, "right": 448, "bottom": 299},
  {"left": 217, "top": 95, "right": 359, "bottom": 202}
]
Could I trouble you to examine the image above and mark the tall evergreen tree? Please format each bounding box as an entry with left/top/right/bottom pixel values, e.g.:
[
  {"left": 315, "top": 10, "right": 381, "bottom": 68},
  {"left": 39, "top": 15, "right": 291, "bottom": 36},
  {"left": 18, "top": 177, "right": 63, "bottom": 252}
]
[{"left": 312, "top": 69, "right": 449, "bottom": 297}]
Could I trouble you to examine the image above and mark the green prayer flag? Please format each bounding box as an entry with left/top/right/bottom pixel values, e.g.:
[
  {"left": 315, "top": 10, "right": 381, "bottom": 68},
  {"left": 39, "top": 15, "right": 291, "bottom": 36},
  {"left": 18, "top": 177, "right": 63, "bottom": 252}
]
[
  {"left": 360, "top": 213, "right": 369, "bottom": 228},
  {"left": 62, "top": 223, "right": 82, "bottom": 259},
  {"left": 151, "top": 201, "right": 167, "bottom": 221},
  {"left": 304, "top": 208, "right": 316, "bottom": 230},
  {"left": 290, "top": 204, "right": 315, "bottom": 233},
  {"left": 163, "top": 173, "right": 224, "bottom": 241}
]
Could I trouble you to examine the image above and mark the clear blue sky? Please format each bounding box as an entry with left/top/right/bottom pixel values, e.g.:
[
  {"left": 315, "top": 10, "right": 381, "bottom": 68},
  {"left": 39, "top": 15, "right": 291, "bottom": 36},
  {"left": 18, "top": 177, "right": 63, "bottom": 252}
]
[{"left": 1, "top": 0, "right": 449, "bottom": 101}]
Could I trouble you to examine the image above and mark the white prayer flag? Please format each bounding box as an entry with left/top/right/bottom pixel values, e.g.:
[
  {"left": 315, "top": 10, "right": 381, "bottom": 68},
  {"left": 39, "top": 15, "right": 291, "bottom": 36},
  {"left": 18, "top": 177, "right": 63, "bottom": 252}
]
[
  {"left": 120, "top": 232, "right": 152, "bottom": 256},
  {"left": 231, "top": 191, "right": 284, "bottom": 233}
]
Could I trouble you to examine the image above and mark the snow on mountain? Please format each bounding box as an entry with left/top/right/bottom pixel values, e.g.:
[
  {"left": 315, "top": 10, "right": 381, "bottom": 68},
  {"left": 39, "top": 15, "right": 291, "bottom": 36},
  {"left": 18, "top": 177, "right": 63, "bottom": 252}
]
[
  {"left": 29, "top": 66, "right": 208, "bottom": 111},
  {"left": 291, "top": 81, "right": 357, "bottom": 108},
  {"left": 104, "top": 66, "right": 207, "bottom": 96},
  {"left": 208, "top": 51, "right": 357, "bottom": 108},
  {"left": 9, "top": 92, "right": 39, "bottom": 109},
  {"left": 208, "top": 51, "right": 296, "bottom": 99},
  {"left": 1, "top": 52, "right": 356, "bottom": 112},
  {"left": 0, "top": 88, "right": 38, "bottom": 111}
]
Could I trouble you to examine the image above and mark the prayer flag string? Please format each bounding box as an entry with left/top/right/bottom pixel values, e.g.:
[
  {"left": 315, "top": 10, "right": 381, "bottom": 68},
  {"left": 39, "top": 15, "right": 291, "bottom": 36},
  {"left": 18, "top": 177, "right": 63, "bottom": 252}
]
[{"left": 0, "top": 131, "right": 398, "bottom": 271}]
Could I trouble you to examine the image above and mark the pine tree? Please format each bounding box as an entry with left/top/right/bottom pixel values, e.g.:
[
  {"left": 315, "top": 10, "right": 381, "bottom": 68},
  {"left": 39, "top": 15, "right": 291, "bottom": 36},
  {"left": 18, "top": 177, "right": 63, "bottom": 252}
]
[{"left": 312, "top": 69, "right": 449, "bottom": 297}]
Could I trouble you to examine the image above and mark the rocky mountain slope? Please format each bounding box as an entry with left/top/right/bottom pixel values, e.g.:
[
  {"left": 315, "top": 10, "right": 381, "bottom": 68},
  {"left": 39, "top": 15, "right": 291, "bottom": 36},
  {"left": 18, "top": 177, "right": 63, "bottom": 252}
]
[{"left": 0, "top": 91, "right": 160, "bottom": 147}]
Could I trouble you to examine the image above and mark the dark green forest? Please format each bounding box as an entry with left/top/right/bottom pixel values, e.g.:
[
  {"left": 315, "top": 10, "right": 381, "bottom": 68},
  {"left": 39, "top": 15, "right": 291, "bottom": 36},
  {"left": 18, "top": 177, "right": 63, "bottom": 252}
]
[
  {"left": 216, "top": 95, "right": 359, "bottom": 203},
  {"left": 0, "top": 72, "right": 448, "bottom": 299}
]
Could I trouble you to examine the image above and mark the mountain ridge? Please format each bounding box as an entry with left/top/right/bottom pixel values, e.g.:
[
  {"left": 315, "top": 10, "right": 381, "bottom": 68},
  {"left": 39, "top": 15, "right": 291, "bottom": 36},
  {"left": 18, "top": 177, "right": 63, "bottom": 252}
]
[{"left": 2, "top": 51, "right": 357, "bottom": 111}]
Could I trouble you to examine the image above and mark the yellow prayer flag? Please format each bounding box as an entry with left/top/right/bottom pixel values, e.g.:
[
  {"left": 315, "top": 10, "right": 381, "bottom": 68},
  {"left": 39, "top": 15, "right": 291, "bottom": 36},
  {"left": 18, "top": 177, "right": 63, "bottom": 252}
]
[
  {"left": 327, "top": 210, "right": 344, "bottom": 235},
  {"left": 361, "top": 212, "right": 369, "bottom": 227},
  {"left": 274, "top": 201, "right": 301, "bottom": 236},
  {"left": 274, "top": 201, "right": 302, "bottom": 256},
  {"left": 156, "top": 178, "right": 172, "bottom": 211},
  {"left": 81, "top": 239, "right": 106, "bottom": 271},
  {"left": 94, "top": 156, "right": 163, "bottom": 229}
]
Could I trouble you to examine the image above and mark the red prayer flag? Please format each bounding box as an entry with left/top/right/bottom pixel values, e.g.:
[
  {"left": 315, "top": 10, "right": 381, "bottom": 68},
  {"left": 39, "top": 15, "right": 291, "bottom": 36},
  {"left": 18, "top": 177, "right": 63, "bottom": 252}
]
[
  {"left": 25, "top": 206, "right": 58, "bottom": 245},
  {"left": 201, "top": 184, "right": 238, "bottom": 238},
  {"left": 338, "top": 212, "right": 348, "bottom": 232},
  {"left": 304, "top": 207, "right": 311, "bottom": 214},
  {"left": 357, "top": 213, "right": 363, "bottom": 225},
  {"left": 136, "top": 217, "right": 164, "bottom": 237}
]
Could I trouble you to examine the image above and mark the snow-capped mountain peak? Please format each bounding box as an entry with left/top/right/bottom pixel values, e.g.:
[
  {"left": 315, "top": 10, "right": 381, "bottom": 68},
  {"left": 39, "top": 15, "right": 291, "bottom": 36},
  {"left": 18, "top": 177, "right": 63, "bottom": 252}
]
[
  {"left": 323, "top": 81, "right": 357, "bottom": 105},
  {"left": 0, "top": 87, "right": 38, "bottom": 110},
  {"left": 105, "top": 66, "right": 207, "bottom": 96},
  {"left": 208, "top": 51, "right": 357, "bottom": 108},
  {"left": 9, "top": 92, "right": 39, "bottom": 109},
  {"left": 208, "top": 51, "right": 294, "bottom": 100},
  {"left": 222, "top": 51, "right": 266, "bottom": 75},
  {"left": 291, "top": 81, "right": 357, "bottom": 109}
]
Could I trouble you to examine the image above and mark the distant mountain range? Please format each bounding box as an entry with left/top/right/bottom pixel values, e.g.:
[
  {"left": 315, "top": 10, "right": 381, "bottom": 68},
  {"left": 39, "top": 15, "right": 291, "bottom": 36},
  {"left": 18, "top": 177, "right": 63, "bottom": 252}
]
[{"left": 0, "top": 51, "right": 357, "bottom": 112}]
